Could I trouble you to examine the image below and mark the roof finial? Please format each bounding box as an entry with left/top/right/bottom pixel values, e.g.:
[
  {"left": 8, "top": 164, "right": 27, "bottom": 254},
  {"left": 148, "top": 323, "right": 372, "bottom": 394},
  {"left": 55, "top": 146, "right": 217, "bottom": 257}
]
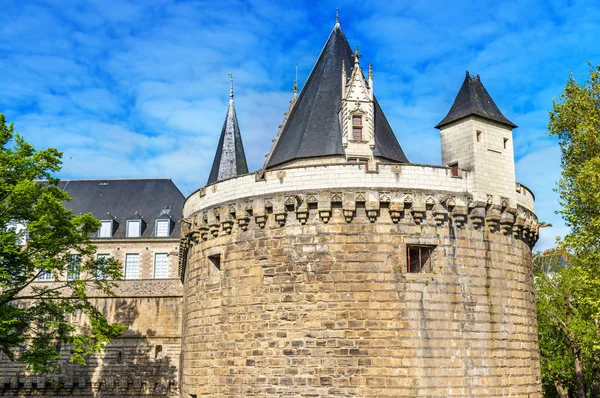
[
  {"left": 368, "top": 62, "right": 373, "bottom": 80},
  {"left": 352, "top": 45, "right": 362, "bottom": 65},
  {"left": 335, "top": 8, "right": 340, "bottom": 27},
  {"left": 228, "top": 73, "right": 235, "bottom": 99},
  {"left": 292, "top": 63, "right": 299, "bottom": 100}
]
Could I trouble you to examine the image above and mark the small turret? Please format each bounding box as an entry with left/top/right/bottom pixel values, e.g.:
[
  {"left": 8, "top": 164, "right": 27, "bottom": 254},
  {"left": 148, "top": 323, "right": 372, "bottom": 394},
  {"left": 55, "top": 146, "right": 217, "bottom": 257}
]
[
  {"left": 206, "top": 75, "right": 249, "bottom": 185},
  {"left": 437, "top": 72, "right": 517, "bottom": 205},
  {"left": 339, "top": 46, "right": 376, "bottom": 167}
]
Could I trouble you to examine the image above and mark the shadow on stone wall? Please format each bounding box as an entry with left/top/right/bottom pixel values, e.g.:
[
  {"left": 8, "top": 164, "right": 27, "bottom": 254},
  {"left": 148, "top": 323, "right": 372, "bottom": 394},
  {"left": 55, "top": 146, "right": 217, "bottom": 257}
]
[{"left": 0, "top": 297, "right": 179, "bottom": 397}]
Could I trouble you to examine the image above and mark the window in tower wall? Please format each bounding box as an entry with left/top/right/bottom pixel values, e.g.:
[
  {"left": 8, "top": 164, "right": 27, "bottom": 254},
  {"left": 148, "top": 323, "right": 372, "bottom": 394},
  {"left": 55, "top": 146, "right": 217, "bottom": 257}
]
[
  {"left": 352, "top": 115, "right": 362, "bottom": 141},
  {"left": 407, "top": 245, "right": 435, "bottom": 273}
]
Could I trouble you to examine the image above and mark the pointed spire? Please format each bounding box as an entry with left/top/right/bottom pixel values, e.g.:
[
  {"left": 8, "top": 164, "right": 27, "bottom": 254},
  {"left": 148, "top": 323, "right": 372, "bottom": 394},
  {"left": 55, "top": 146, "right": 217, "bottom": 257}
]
[
  {"left": 435, "top": 71, "right": 517, "bottom": 129},
  {"left": 207, "top": 78, "right": 249, "bottom": 185},
  {"left": 263, "top": 21, "right": 408, "bottom": 169},
  {"left": 335, "top": 8, "right": 340, "bottom": 27}
]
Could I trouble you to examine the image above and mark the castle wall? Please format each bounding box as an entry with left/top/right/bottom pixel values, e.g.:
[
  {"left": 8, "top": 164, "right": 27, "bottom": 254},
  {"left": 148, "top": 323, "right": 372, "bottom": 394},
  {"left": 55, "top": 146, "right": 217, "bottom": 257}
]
[
  {"left": 0, "top": 280, "right": 183, "bottom": 397},
  {"left": 181, "top": 169, "right": 542, "bottom": 397}
]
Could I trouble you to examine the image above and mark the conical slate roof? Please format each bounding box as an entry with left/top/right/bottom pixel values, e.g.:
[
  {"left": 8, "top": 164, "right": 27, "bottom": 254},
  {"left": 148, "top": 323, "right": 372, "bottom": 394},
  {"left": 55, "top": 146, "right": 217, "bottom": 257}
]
[
  {"left": 207, "top": 91, "right": 249, "bottom": 185},
  {"left": 266, "top": 24, "right": 408, "bottom": 168},
  {"left": 435, "top": 72, "right": 517, "bottom": 129}
]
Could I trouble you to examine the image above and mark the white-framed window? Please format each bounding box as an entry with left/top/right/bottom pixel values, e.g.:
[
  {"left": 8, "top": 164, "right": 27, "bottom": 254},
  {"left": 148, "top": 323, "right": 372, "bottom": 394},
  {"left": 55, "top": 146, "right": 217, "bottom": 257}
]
[
  {"left": 352, "top": 114, "right": 363, "bottom": 141},
  {"left": 96, "top": 253, "right": 110, "bottom": 279},
  {"left": 155, "top": 219, "right": 171, "bottom": 237},
  {"left": 7, "top": 221, "right": 27, "bottom": 246},
  {"left": 67, "top": 254, "right": 81, "bottom": 280},
  {"left": 38, "top": 270, "right": 52, "bottom": 281},
  {"left": 98, "top": 220, "right": 113, "bottom": 238},
  {"left": 126, "top": 220, "right": 141, "bottom": 238},
  {"left": 154, "top": 253, "right": 169, "bottom": 279},
  {"left": 125, "top": 253, "right": 140, "bottom": 279}
]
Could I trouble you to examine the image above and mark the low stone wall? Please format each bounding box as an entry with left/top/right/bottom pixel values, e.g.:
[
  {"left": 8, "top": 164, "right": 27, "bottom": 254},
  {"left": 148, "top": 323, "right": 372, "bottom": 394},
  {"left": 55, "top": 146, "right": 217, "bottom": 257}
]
[{"left": 0, "top": 280, "right": 183, "bottom": 397}]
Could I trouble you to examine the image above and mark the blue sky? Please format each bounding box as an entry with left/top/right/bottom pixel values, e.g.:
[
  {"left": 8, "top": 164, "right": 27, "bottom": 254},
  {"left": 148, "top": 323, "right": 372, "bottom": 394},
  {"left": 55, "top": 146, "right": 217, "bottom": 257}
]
[{"left": 1, "top": 0, "right": 599, "bottom": 251}]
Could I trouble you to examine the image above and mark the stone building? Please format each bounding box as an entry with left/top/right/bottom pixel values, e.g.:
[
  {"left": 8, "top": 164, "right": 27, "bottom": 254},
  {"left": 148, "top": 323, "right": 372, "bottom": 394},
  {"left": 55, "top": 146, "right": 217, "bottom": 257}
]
[
  {"left": 1, "top": 179, "right": 185, "bottom": 397},
  {"left": 1, "top": 16, "right": 542, "bottom": 398},
  {"left": 180, "top": 18, "right": 542, "bottom": 397}
]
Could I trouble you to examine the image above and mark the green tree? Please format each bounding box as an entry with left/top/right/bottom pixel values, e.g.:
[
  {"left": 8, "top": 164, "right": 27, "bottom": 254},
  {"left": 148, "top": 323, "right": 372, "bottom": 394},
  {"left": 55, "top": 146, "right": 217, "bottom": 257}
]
[
  {"left": 0, "top": 114, "right": 125, "bottom": 375},
  {"left": 538, "top": 63, "right": 600, "bottom": 397}
]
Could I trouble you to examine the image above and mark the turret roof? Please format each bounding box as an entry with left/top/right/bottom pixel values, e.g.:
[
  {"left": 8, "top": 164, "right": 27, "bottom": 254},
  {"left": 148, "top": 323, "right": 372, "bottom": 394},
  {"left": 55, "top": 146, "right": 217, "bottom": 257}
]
[
  {"left": 266, "top": 23, "right": 408, "bottom": 168},
  {"left": 207, "top": 85, "right": 249, "bottom": 185},
  {"left": 435, "top": 72, "right": 517, "bottom": 129}
]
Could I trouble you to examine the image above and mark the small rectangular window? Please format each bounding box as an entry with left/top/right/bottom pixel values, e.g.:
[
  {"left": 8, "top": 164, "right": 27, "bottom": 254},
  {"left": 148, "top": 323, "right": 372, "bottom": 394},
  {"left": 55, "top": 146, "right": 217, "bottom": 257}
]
[
  {"left": 503, "top": 138, "right": 509, "bottom": 149},
  {"left": 98, "top": 220, "right": 113, "bottom": 238},
  {"left": 449, "top": 163, "right": 459, "bottom": 177},
  {"left": 96, "top": 254, "right": 110, "bottom": 279},
  {"left": 155, "top": 220, "right": 170, "bottom": 237},
  {"left": 476, "top": 130, "right": 482, "bottom": 142},
  {"left": 38, "top": 270, "right": 52, "bottom": 281},
  {"left": 67, "top": 254, "right": 81, "bottom": 280},
  {"left": 407, "top": 245, "right": 435, "bottom": 273},
  {"left": 125, "top": 254, "right": 140, "bottom": 279},
  {"left": 154, "top": 253, "right": 169, "bottom": 279},
  {"left": 352, "top": 115, "right": 362, "bottom": 126},
  {"left": 352, "top": 127, "right": 362, "bottom": 141},
  {"left": 127, "top": 220, "right": 141, "bottom": 238}
]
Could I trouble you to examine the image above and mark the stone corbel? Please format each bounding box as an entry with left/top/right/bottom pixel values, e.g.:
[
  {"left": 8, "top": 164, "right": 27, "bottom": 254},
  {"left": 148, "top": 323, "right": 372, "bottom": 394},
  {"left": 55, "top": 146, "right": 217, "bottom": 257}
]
[
  {"left": 432, "top": 204, "right": 448, "bottom": 226},
  {"left": 411, "top": 203, "right": 426, "bottom": 224},
  {"left": 486, "top": 206, "right": 502, "bottom": 232},
  {"left": 343, "top": 192, "right": 355, "bottom": 223},
  {"left": 469, "top": 205, "right": 486, "bottom": 229},
  {"left": 500, "top": 211, "right": 515, "bottom": 235},
  {"left": 318, "top": 192, "right": 332, "bottom": 223},
  {"left": 451, "top": 206, "right": 468, "bottom": 227},
  {"left": 296, "top": 201, "right": 309, "bottom": 225}
]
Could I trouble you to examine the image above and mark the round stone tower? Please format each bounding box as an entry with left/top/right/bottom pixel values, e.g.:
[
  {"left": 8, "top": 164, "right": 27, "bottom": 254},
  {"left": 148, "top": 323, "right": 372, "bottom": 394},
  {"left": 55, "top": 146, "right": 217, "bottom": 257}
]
[{"left": 180, "top": 20, "right": 542, "bottom": 398}]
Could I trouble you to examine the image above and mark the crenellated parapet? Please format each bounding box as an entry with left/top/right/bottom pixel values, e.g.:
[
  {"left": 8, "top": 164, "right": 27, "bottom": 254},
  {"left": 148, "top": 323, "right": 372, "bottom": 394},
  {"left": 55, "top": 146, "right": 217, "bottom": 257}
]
[{"left": 182, "top": 187, "right": 539, "bottom": 249}]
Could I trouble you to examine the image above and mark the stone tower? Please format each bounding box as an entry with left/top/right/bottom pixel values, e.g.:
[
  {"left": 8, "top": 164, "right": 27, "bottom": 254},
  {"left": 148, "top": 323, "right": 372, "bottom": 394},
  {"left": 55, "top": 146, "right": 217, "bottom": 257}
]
[{"left": 180, "top": 18, "right": 542, "bottom": 397}]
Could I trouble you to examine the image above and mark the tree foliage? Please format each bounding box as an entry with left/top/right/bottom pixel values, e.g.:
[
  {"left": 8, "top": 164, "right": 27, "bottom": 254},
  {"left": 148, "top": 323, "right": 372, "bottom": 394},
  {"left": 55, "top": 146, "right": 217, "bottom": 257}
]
[
  {"left": 537, "top": 63, "right": 600, "bottom": 397},
  {"left": 0, "top": 114, "right": 125, "bottom": 374}
]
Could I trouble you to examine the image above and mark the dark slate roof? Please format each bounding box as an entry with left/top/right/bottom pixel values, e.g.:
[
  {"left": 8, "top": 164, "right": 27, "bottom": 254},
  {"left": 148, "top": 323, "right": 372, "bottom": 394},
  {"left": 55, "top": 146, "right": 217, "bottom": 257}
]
[
  {"left": 207, "top": 94, "right": 248, "bottom": 185},
  {"left": 57, "top": 179, "right": 185, "bottom": 239},
  {"left": 266, "top": 24, "right": 408, "bottom": 168},
  {"left": 435, "top": 72, "right": 517, "bottom": 129}
]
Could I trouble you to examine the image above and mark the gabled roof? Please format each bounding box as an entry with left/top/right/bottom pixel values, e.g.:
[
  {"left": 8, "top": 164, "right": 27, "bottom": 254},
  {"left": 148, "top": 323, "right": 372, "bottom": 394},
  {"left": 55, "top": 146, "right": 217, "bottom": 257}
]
[
  {"left": 435, "top": 72, "right": 517, "bottom": 129},
  {"left": 266, "top": 23, "right": 408, "bottom": 168},
  {"left": 207, "top": 90, "right": 248, "bottom": 185},
  {"left": 57, "top": 179, "right": 185, "bottom": 239}
]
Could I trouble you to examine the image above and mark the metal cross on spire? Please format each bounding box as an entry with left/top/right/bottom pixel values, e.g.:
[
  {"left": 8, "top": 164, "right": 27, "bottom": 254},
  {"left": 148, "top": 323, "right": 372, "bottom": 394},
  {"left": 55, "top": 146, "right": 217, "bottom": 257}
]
[{"left": 228, "top": 73, "right": 235, "bottom": 99}]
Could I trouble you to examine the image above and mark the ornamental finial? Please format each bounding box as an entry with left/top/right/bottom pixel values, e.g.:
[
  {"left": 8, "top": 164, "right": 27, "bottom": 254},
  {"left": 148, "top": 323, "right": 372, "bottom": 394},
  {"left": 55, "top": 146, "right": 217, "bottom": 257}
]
[
  {"left": 292, "top": 63, "right": 299, "bottom": 100},
  {"left": 228, "top": 73, "right": 235, "bottom": 99},
  {"left": 335, "top": 8, "right": 340, "bottom": 27},
  {"left": 352, "top": 46, "right": 362, "bottom": 65}
]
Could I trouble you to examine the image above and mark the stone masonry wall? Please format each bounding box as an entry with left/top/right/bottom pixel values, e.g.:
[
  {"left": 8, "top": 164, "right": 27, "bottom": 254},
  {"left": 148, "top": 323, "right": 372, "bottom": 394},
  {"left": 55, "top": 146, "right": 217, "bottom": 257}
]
[
  {"left": 0, "top": 279, "right": 183, "bottom": 397},
  {"left": 181, "top": 189, "right": 542, "bottom": 397}
]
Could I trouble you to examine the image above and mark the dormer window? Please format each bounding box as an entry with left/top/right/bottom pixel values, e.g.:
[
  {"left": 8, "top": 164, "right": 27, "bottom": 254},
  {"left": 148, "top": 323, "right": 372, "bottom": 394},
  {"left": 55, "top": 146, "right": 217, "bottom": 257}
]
[
  {"left": 98, "top": 220, "right": 113, "bottom": 238},
  {"left": 127, "top": 220, "right": 142, "bottom": 238},
  {"left": 155, "top": 219, "right": 171, "bottom": 237},
  {"left": 352, "top": 115, "right": 363, "bottom": 141}
]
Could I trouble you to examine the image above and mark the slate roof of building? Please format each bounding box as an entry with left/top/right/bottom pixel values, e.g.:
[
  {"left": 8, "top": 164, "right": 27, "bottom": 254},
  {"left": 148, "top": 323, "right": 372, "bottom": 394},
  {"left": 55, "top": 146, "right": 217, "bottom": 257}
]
[
  {"left": 435, "top": 72, "right": 517, "bottom": 129},
  {"left": 266, "top": 23, "right": 409, "bottom": 168},
  {"left": 207, "top": 90, "right": 248, "bottom": 185},
  {"left": 57, "top": 178, "right": 185, "bottom": 239}
]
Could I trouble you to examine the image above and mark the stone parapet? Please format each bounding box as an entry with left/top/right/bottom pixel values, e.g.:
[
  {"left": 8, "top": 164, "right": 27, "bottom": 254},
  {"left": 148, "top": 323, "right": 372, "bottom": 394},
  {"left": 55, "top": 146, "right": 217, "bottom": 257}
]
[{"left": 184, "top": 163, "right": 535, "bottom": 220}]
